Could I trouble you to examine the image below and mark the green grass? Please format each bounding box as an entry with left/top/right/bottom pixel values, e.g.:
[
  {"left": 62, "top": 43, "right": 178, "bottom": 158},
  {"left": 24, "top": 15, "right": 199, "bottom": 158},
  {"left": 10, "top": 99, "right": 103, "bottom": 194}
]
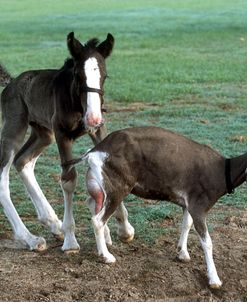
[{"left": 0, "top": 0, "right": 246, "bottom": 244}]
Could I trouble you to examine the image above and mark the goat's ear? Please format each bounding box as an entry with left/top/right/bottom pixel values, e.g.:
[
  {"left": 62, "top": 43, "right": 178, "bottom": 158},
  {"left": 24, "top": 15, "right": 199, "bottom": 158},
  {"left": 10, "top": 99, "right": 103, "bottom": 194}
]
[
  {"left": 97, "top": 33, "right": 114, "bottom": 58},
  {"left": 67, "top": 32, "right": 84, "bottom": 60}
]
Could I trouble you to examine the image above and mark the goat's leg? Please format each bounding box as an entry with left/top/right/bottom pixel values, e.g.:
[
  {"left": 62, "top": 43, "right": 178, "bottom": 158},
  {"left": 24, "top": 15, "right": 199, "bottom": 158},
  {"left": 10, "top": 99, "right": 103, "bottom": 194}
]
[
  {"left": 88, "top": 194, "right": 117, "bottom": 263},
  {"left": 87, "top": 168, "right": 112, "bottom": 245},
  {"left": 14, "top": 126, "right": 63, "bottom": 240},
  {"left": 87, "top": 197, "right": 112, "bottom": 245},
  {"left": 86, "top": 168, "right": 118, "bottom": 262},
  {"left": 88, "top": 124, "right": 114, "bottom": 242},
  {"left": 177, "top": 208, "right": 193, "bottom": 262},
  {"left": 114, "top": 202, "right": 135, "bottom": 243},
  {"left": 0, "top": 122, "right": 46, "bottom": 251},
  {"left": 190, "top": 210, "right": 222, "bottom": 288},
  {"left": 55, "top": 133, "right": 80, "bottom": 253},
  {"left": 92, "top": 208, "right": 116, "bottom": 263}
]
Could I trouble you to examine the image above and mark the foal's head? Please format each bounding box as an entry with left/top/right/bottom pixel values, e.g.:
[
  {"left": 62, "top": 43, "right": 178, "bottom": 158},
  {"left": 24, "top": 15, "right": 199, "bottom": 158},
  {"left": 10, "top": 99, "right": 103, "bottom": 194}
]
[{"left": 67, "top": 32, "right": 114, "bottom": 131}]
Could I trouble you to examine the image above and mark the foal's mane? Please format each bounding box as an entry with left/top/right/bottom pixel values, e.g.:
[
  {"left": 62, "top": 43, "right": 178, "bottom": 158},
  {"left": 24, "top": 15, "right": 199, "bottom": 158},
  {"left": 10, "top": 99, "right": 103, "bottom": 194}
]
[
  {"left": 60, "top": 58, "right": 74, "bottom": 70},
  {"left": 84, "top": 38, "right": 100, "bottom": 50}
]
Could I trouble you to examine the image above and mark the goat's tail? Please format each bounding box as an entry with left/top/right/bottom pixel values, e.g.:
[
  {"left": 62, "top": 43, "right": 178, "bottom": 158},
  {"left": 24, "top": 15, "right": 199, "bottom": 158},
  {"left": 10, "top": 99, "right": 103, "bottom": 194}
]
[
  {"left": 0, "top": 63, "right": 13, "bottom": 87},
  {"left": 62, "top": 151, "right": 90, "bottom": 169}
]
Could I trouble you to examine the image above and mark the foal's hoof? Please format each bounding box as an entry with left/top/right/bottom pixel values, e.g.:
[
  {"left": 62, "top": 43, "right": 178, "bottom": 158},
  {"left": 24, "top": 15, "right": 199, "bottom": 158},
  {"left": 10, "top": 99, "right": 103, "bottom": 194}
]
[
  {"left": 15, "top": 235, "right": 47, "bottom": 252},
  {"left": 61, "top": 236, "right": 80, "bottom": 254},
  {"left": 63, "top": 248, "right": 80, "bottom": 255},
  {"left": 119, "top": 234, "right": 134, "bottom": 243},
  {"left": 53, "top": 232, "right": 64, "bottom": 242},
  {"left": 32, "top": 238, "right": 47, "bottom": 252}
]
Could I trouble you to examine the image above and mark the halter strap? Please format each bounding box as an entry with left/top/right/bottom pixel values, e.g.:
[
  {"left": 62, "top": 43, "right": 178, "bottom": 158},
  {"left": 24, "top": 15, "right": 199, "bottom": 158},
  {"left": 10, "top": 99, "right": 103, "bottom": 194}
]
[
  {"left": 225, "top": 158, "right": 234, "bottom": 194},
  {"left": 81, "top": 86, "right": 104, "bottom": 96}
]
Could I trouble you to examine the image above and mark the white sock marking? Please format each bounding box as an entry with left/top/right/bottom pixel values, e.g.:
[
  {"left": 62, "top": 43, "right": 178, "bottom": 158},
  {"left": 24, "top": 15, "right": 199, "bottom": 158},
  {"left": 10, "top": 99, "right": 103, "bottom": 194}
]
[
  {"left": 92, "top": 212, "right": 116, "bottom": 263},
  {"left": 61, "top": 178, "right": 80, "bottom": 251},
  {"left": 0, "top": 153, "right": 46, "bottom": 250},
  {"left": 178, "top": 209, "right": 193, "bottom": 261},
  {"left": 200, "top": 231, "right": 222, "bottom": 287},
  {"left": 115, "top": 202, "right": 135, "bottom": 241},
  {"left": 19, "top": 157, "right": 62, "bottom": 235}
]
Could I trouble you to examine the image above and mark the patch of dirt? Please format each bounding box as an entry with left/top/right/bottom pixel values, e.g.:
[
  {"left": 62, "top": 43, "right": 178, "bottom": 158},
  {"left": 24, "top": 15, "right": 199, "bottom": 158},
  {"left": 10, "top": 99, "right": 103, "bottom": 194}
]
[
  {"left": 0, "top": 208, "right": 246, "bottom": 302},
  {"left": 106, "top": 102, "right": 155, "bottom": 113},
  {"left": 229, "top": 136, "right": 247, "bottom": 143}
]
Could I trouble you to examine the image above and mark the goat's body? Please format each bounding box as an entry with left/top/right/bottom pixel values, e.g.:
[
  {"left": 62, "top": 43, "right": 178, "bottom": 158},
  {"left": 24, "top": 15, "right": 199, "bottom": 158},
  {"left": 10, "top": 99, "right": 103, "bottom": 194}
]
[
  {"left": 79, "top": 126, "right": 247, "bottom": 288},
  {"left": 95, "top": 127, "right": 226, "bottom": 208}
]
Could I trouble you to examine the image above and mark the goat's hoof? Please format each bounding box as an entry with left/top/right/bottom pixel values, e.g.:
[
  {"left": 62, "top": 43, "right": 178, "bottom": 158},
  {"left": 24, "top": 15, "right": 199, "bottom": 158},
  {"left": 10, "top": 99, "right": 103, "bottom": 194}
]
[
  {"left": 102, "top": 253, "right": 116, "bottom": 264},
  {"left": 119, "top": 234, "right": 134, "bottom": 243},
  {"left": 177, "top": 250, "right": 191, "bottom": 263},
  {"left": 209, "top": 283, "right": 222, "bottom": 289},
  {"left": 178, "top": 256, "right": 191, "bottom": 263}
]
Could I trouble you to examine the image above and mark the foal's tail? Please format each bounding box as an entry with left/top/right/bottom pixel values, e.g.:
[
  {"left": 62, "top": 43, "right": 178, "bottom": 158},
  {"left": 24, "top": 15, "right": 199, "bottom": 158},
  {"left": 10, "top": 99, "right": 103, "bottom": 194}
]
[{"left": 0, "top": 63, "right": 13, "bottom": 87}]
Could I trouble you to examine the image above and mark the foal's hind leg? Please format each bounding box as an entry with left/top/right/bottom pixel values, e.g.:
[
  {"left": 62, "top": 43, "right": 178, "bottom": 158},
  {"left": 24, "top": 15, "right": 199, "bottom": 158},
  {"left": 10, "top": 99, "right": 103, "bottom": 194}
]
[
  {"left": 14, "top": 124, "right": 63, "bottom": 240},
  {"left": 0, "top": 122, "right": 46, "bottom": 251}
]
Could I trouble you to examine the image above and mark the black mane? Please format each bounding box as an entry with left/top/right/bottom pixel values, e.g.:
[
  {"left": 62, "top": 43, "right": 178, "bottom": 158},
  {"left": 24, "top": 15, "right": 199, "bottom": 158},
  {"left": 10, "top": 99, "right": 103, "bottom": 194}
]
[
  {"left": 84, "top": 38, "right": 100, "bottom": 50},
  {"left": 60, "top": 58, "right": 74, "bottom": 70}
]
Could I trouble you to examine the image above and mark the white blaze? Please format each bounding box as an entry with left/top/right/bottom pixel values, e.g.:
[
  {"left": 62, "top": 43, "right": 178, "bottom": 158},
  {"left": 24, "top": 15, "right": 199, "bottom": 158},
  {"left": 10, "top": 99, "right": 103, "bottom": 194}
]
[{"left": 84, "top": 57, "right": 102, "bottom": 127}]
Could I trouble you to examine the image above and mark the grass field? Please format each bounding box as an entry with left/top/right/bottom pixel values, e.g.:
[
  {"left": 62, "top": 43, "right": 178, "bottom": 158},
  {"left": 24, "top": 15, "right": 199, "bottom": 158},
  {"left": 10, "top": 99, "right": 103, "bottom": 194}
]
[{"left": 0, "top": 0, "right": 246, "bottom": 243}]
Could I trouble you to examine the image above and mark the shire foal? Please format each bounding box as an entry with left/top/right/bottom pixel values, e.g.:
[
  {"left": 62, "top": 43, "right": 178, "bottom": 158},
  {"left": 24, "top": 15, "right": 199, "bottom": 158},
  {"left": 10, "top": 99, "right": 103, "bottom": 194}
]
[
  {"left": 0, "top": 32, "right": 117, "bottom": 252},
  {"left": 66, "top": 126, "right": 247, "bottom": 289}
]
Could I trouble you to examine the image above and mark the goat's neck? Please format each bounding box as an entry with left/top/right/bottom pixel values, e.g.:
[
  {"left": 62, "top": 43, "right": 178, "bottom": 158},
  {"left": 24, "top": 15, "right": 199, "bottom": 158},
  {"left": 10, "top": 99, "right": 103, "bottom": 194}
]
[{"left": 229, "top": 153, "right": 247, "bottom": 191}]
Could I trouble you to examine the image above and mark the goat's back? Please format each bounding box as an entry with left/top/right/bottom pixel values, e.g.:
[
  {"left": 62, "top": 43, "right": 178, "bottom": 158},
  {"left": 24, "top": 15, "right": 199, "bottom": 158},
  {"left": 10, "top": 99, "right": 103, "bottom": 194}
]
[{"left": 92, "top": 126, "right": 226, "bottom": 202}]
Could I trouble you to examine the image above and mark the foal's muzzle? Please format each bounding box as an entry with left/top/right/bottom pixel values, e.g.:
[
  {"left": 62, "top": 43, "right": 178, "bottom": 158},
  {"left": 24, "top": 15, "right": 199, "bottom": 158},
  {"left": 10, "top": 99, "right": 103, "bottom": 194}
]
[
  {"left": 80, "top": 85, "right": 106, "bottom": 131},
  {"left": 85, "top": 120, "right": 105, "bottom": 133}
]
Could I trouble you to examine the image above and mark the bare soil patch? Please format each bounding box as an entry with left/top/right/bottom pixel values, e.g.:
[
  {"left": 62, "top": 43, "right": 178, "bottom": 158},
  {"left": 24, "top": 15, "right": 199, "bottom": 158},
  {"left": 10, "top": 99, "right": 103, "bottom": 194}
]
[{"left": 0, "top": 207, "right": 246, "bottom": 302}]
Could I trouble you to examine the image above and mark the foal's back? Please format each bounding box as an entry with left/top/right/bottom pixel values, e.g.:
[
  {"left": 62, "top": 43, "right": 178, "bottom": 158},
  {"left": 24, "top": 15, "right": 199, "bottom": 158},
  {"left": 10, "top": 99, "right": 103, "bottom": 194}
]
[{"left": 1, "top": 68, "right": 62, "bottom": 129}]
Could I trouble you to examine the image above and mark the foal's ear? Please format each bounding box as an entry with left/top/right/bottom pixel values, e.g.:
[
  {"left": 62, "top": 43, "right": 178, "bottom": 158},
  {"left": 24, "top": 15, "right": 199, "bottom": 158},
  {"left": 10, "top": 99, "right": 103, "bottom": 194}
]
[
  {"left": 97, "top": 33, "right": 115, "bottom": 58},
  {"left": 67, "top": 32, "right": 84, "bottom": 60}
]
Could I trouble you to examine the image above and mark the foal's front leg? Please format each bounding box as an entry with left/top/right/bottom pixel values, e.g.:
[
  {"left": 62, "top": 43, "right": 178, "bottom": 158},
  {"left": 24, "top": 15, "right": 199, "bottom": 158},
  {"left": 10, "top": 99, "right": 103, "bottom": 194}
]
[{"left": 56, "top": 133, "right": 80, "bottom": 253}]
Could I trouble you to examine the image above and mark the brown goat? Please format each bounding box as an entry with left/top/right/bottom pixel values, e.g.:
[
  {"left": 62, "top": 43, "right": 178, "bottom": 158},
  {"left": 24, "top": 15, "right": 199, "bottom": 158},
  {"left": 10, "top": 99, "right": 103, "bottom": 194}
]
[{"left": 65, "top": 126, "right": 247, "bottom": 288}]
